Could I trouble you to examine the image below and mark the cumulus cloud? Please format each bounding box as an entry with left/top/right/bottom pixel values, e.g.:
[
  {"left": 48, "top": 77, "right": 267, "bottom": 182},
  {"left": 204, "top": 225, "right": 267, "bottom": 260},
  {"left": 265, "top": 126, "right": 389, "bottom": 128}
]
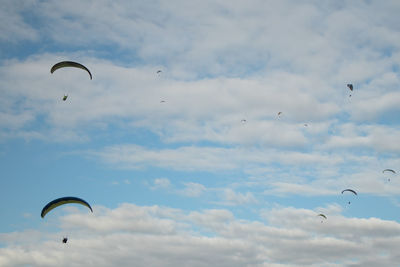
[
  {"left": 2, "top": 204, "right": 400, "bottom": 266},
  {"left": 1, "top": 0, "right": 400, "bottom": 147},
  {"left": 2, "top": 1, "right": 400, "bottom": 265}
]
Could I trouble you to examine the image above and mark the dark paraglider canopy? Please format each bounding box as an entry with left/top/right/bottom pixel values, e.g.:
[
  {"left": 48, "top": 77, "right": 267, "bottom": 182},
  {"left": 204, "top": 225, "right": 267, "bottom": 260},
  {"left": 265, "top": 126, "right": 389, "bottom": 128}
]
[
  {"left": 41, "top": 196, "right": 93, "bottom": 218},
  {"left": 341, "top": 189, "right": 357, "bottom": 195},
  {"left": 51, "top": 61, "right": 92, "bottom": 80},
  {"left": 62, "top": 237, "right": 68, "bottom": 244},
  {"left": 341, "top": 189, "right": 357, "bottom": 204},
  {"left": 383, "top": 169, "right": 396, "bottom": 181},
  {"left": 317, "top": 213, "right": 327, "bottom": 222},
  {"left": 383, "top": 169, "right": 396, "bottom": 174},
  {"left": 347, "top": 84, "right": 353, "bottom": 91},
  {"left": 63, "top": 94, "right": 68, "bottom": 101}
]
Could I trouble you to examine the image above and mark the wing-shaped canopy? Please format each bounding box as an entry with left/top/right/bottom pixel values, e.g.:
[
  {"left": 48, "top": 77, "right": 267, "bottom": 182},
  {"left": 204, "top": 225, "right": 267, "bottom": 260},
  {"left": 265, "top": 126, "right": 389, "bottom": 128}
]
[
  {"left": 317, "top": 214, "right": 327, "bottom": 219},
  {"left": 383, "top": 169, "right": 396, "bottom": 174},
  {"left": 51, "top": 61, "right": 92, "bottom": 80},
  {"left": 341, "top": 189, "right": 357, "bottom": 195},
  {"left": 41, "top": 196, "right": 93, "bottom": 218},
  {"left": 347, "top": 84, "right": 353, "bottom": 91}
]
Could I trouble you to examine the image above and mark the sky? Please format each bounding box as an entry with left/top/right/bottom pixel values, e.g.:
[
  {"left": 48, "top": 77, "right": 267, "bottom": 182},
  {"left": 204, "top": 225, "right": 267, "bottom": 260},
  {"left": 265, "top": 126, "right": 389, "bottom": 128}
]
[{"left": 1, "top": 0, "right": 400, "bottom": 266}]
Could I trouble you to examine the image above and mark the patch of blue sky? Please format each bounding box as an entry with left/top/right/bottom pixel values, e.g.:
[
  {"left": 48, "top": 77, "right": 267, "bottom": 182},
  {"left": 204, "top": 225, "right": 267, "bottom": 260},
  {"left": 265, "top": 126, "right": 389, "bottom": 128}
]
[
  {"left": 341, "top": 194, "right": 400, "bottom": 221},
  {"left": 0, "top": 135, "right": 242, "bottom": 231},
  {"left": 375, "top": 109, "right": 400, "bottom": 125},
  {"left": 85, "top": 123, "right": 165, "bottom": 149},
  {"left": 0, "top": 41, "right": 43, "bottom": 61}
]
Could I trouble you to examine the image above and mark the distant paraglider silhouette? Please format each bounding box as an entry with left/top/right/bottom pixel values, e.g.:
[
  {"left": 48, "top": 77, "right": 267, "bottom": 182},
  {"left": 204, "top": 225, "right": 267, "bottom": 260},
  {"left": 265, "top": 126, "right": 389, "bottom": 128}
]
[
  {"left": 317, "top": 213, "right": 327, "bottom": 223},
  {"left": 347, "top": 84, "right": 353, "bottom": 97},
  {"left": 383, "top": 169, "right": 396, "bottom": 181},
  {"left": 341, "top": 189, "right": 357, "bottom": 204}
]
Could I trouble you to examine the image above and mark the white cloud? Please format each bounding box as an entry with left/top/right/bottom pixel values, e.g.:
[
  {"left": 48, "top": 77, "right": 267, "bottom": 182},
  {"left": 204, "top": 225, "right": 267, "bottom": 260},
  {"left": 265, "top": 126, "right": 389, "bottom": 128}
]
[
  {"left": 86, "top": 142, "right": 400, "bottom": 197},
  {"left": 89, "top": 144, "right": 347, "bottom": 172},
  {"left": 2, "top": 0, "right": 400, "bottom": 143},
  {"left": 0, "top": 1, "right": 38, "bottom": 43},
  {"left": 179, "top": 182, "right": 206, "bottom": 197},
  {"left": 322, "top": 123, "right": 400, "bottom": 153},
  {"left": 221, "top": 188, "right": 258, "bottom": 206},
  {"left": 2, "top": 2, "right": 400, "bottom": 265},
  {"left": 2, "top": 204, "right": 400, "bottom": 266},
  {"left": 151, "top": 178, "right": 171, "bottom": 190}
]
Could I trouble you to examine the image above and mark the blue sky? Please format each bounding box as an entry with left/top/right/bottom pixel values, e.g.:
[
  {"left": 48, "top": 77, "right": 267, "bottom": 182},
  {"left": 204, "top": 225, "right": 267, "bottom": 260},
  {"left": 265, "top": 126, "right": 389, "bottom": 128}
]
[{"left": 1, "top": 1, "right": 400, "bottom": 266}]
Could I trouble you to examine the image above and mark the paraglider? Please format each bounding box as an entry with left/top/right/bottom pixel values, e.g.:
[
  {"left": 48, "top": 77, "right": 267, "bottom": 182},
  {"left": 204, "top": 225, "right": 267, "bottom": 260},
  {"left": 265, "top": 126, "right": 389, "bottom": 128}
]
[
  {"left": 347, "top": 84, "right": 353, "bottom": 91},
  {"left": 383, "top": 169, "right": 396, "bottom": 181},
  {"left": 241, "top": 119, "right": 247, "bottom": 123},
  {"left": 347, "top": 84, "right": 353, "bottom": 97},
  {"left": 62, "top": 237, "right": 68, "bottom": 244},
  {"left": 341, "top": 189, "right": 357, "bottom": 204},
  {"left": 41, "top": 196, "right": 93, "bottom": 218},
  {"left": 317, "top": 214, "right": 327, "bottom": 223},
  {"left": 51, "top": 61, "right": 92, "bottom": 100},
  {"left": 157, "top": 70, "right": 162, "bottom": 74},
  {"left": 277, "top": 112, "right": 282, "bottom": 117},
  {"left": 51, "top": 61, "right": 92, "bottom": 80}
]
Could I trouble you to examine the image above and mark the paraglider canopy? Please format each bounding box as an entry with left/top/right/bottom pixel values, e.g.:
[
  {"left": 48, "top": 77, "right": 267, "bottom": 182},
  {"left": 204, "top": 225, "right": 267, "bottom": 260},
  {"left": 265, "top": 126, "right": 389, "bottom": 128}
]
[
  {"left": 51, "top": 61, "right": 92, "bottom": 80},
  {"left": 62, "top": 237, "right": 68, "bottom": 244},
  {"left": 341, "top": 189, "right": 357, "bottom": 195},
  {"left": 383, "top": 169, "right": 396, "bottom": 181},
  {"left": 63, "top": 94, "right": 68, "bottom": 101},
  {"left": 347, "top": 84, "right": 353, "bottom": 91},
  {"left": 317, "top": 213, "right": 327, "bottom": 222},
  {"left": 341, "top": 189, "right": 357, "bottom": 204},
  {"left": 41, "top": 196, "right": 93, "bottom": 218},
  {"left": 383, "top": 169, "right": 396, "bottom": 174}
]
